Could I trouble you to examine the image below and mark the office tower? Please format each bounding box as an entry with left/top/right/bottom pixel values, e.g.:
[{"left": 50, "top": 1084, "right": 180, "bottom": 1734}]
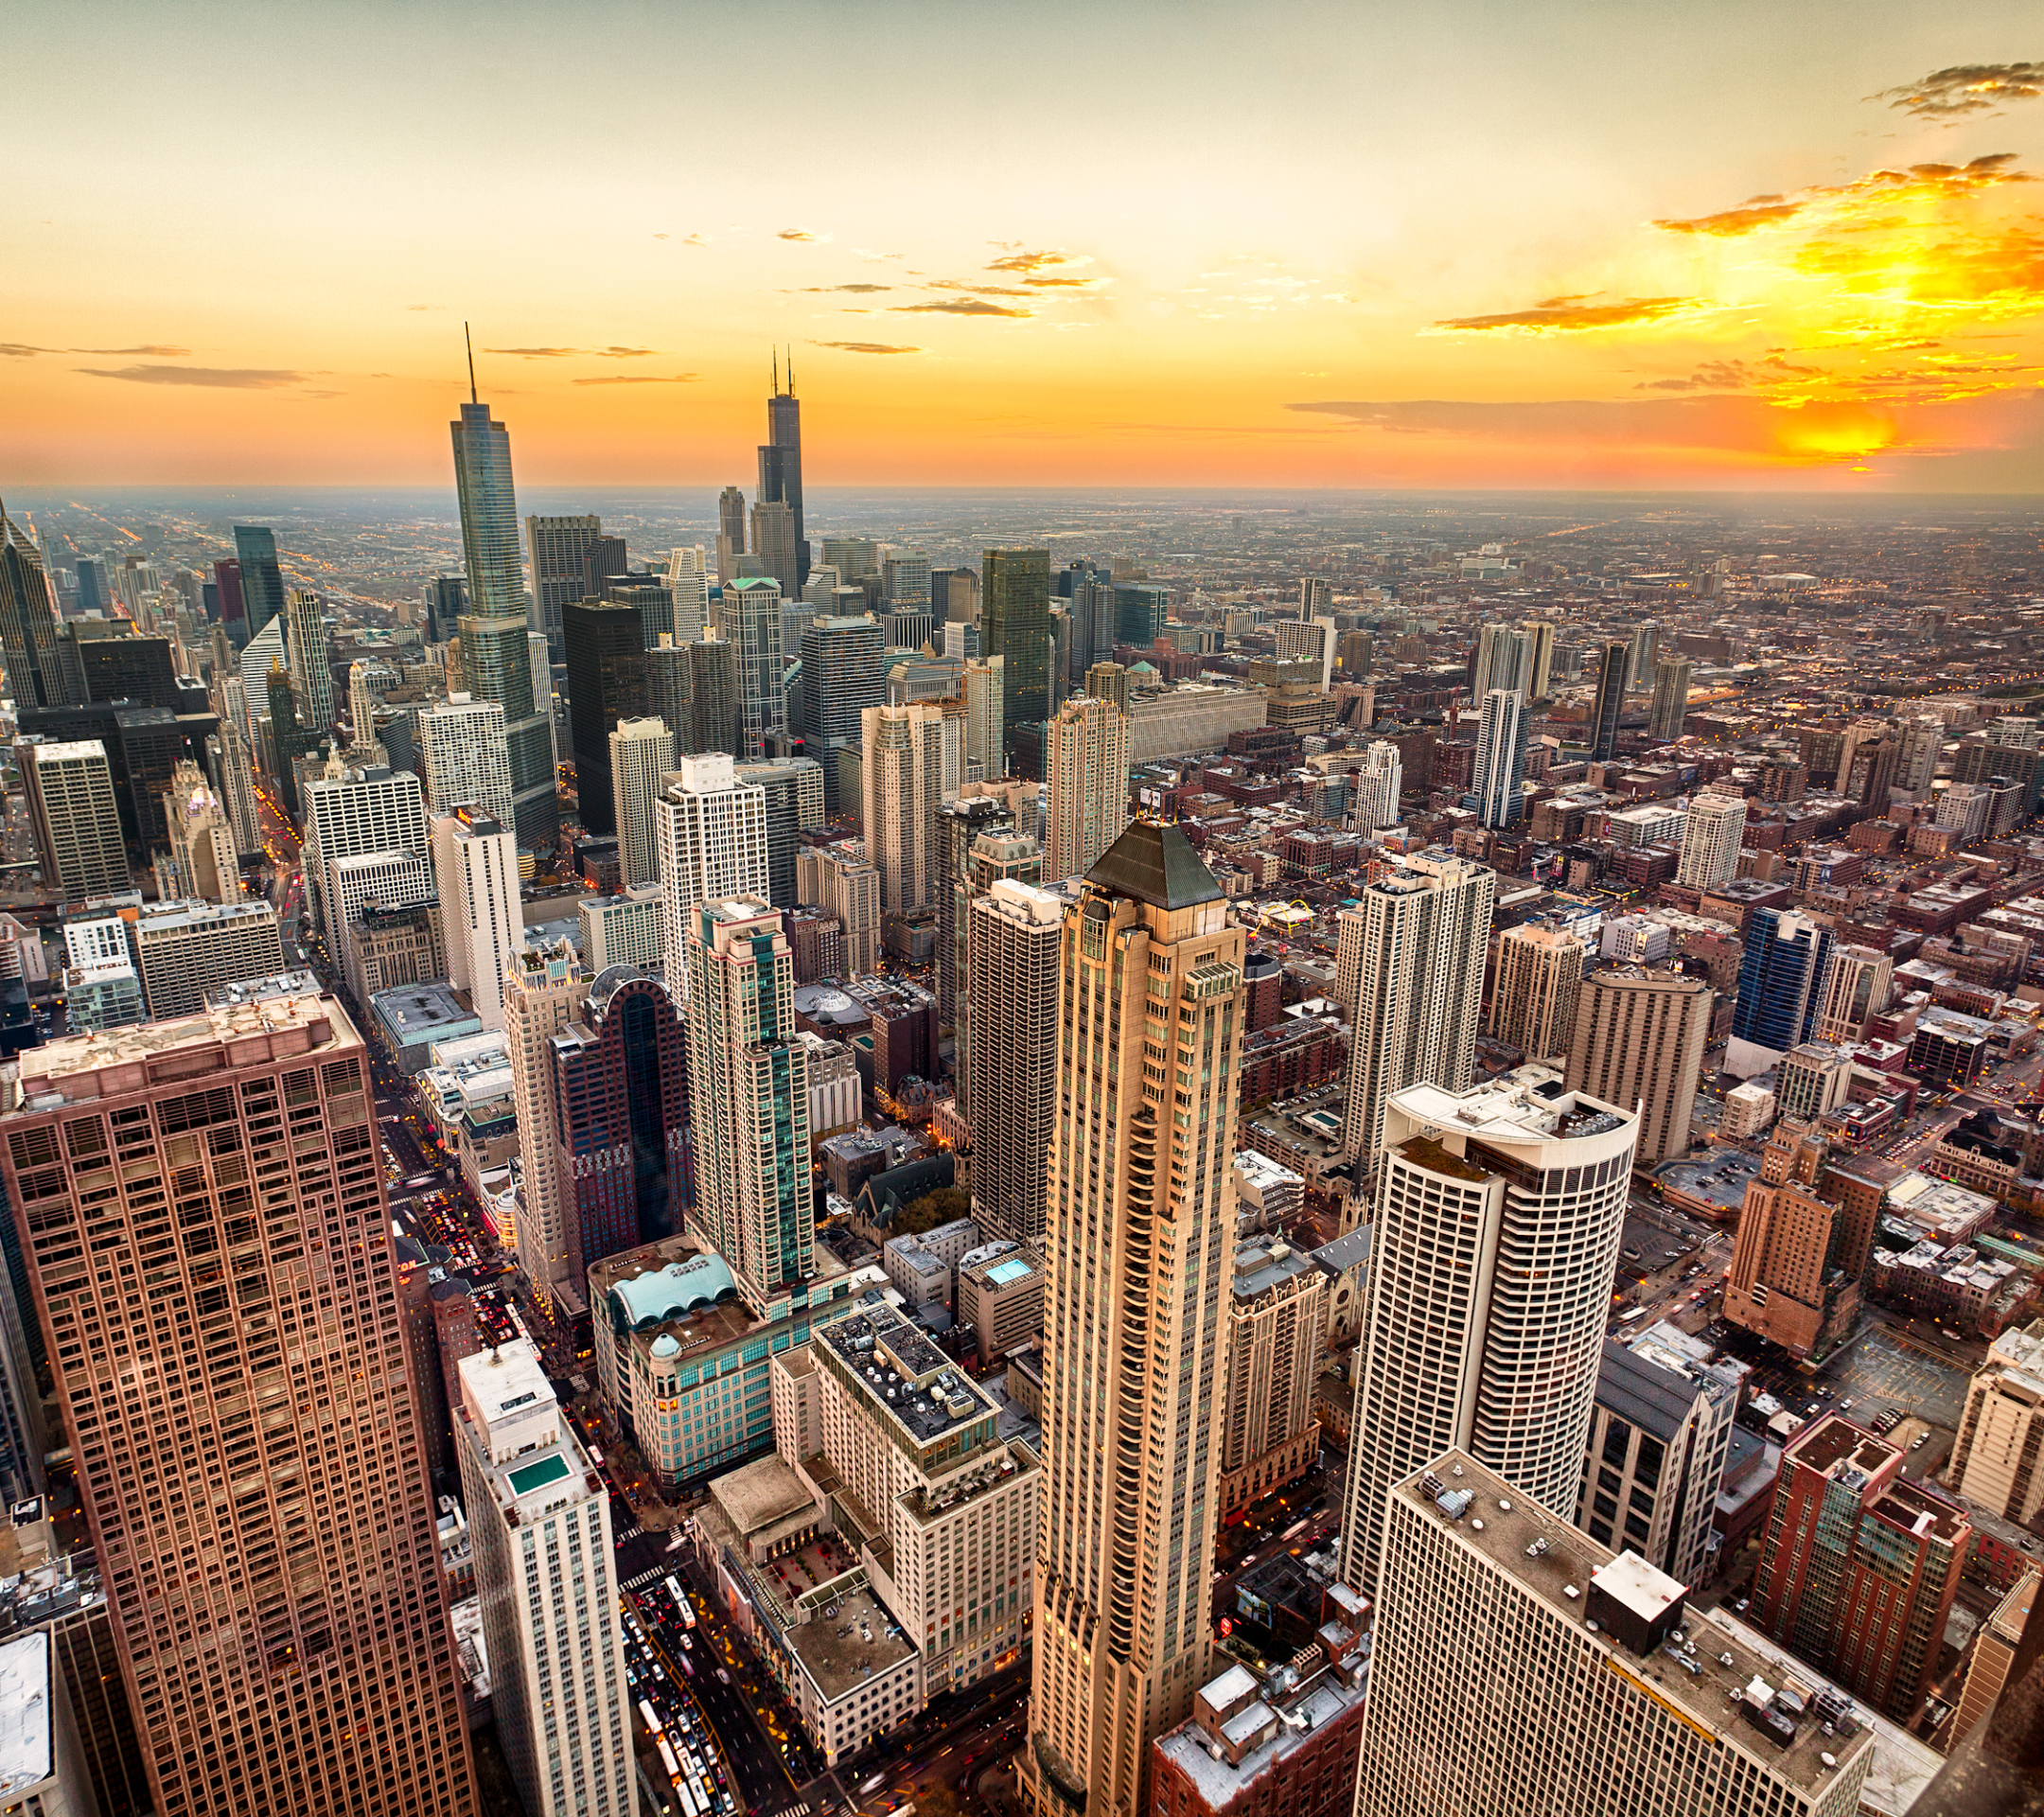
[
  {"left": 1677, "top": 788, "right": 1747, "bottom": 890},
  {"left": 1346, "top": 740, "right": 1401, "bottom": 833},
  {"left": 1730, "top": 908, "right": 1834, "bottom": 1075},
  {"left": 1338, "top": 852, "right": 1495, "bottom": 1161},
  {"left": 347, "top": 659, "right": 384, "bottom": 753},
  {"left": 1113, "top": 581, "right": 1168, "bottom": 648},
  {"left": 643, "top": 638, "right": 694, "bottom": 759},
  {"left": 1949, "top": 1319, "right": 2044, "bottom": 1525},
  {"left": 504, "top": 939, "right": 589, "bottom": 1292},
  {"left": 561, "top": 598, "right": 647, "bottom": 837},
  {"left": 525, "top": 513, "right": 603, "bottom": 660},
  {"left": 965, "top": 879, "right": 1061, "bottom": 1244},
  {"left": 454, "top": 1342, "right": 630, "bottom": 1817},
  {"left": 432, "top": 807, "right": 522, "bottom": 1031},
  {"left": 1219, "top": 1236, "right": 1329, "bottom": 1513},
  {"left": 231, "top": 523, "right": 287, "bottom": 639},
  {"left": 578, "top": 886, "right": 662, "bottom": 973},
  {"left": 749, "top": 500, "right": 801, "bottom": 598},
  {"left": 159, "top": 759, "right": 240, "bottom": 902},
  {"left": 797, "top": 842, "right": 882, "bottom": 977},
  {"left": 1298, "top": 575, "right": 1331, "bottom": 618},
  {"left": 1774, "top": 1043, "right": 1853, "bottom": 1124},
  {"left": 1577, "top": 1335, "right": 1736, "bottom": 1587},
  {"left": 1338, "top": 1071, "right": 1639, "bottom": 1589},
  {"left": 684, "top": 898, "right": 812, "bottom": 1302},
  {"left": 20, "top": 740, "right": 126, "bottom": 898},
  {"left": 655, "top": 754, "right": 770, "bottom": 980},
  {"left": 1753, "top": 1414, "right": 1970, "bottom": 1721},
  {"left": 0, "top": 501, "right": 78, "bottom": 710},
  {"left": 0, "top": 989, "right": 479, "bottom": 1817},
  {"left": 1042, "top": 694, "right": 1129, "bottom": 885},
  {"left": 609, "top": 715, "right": 675, "bottom": 889},
  {"left": 1722, "top": 1121, "right": 1865, "bottom": 1359},
  {"left": 133, "top": 897, "right": 285, "bottom": 1018},
  {"left": 715, "top": 485, "right": 747, "bottom": 581},
  {"left": 300, "top": 757, "right": 432, "bottom": 935},
  {"left": 1588, "top": 638, "right": 1628, "bottom": 762},
  {"left": 1020, "top": 823, "right": 1242, "bottom": 1817},
  {"left": 883, "top": 546, "right": 932, "bottom": 613},
  {"left": 734, "top": 756, "right": 823, "bottom": 908},
  {"left": 1626, "top": 618, "right": 1661, "bottom": 689},
  {"left": 237, "top": 614, "right": 285, "bottom": 743},
  {"left": 687, "top": 633, "right": 740, "bottom": 758},
  {"left": 549, "top": 972, "right": 690, "bottom": 1277},
  {"left": 822, "top": 536, "right": 879, "bottom": 584},
  {"left": 714, "top": 575, "right": 786, "bottom": 758},
  {"left": 211, "top": 556, "right": 244, "bottom": 634},
  {"left": 206, "top": 726, "right": 262, "bottom": 859},
  {"left": 936, "top": 795, "right": 1015, "bottom": 1032},
  {"left": 960, "top": 656, "right": 1004, "bottom": 780},
  {"left": 415, "top": 695, "right": 516, "bottom": 830},
  {"left": 800, "top": 614, "right": 885, "bottom": 806},
  {"left": 860, "top": 702, "right": 946, "bottom": 913},
  {"left": 1358, "top": 1450, "right": 1875, "bottom": 1817},
  {"left": 758, "top": 360, "right": 807, "bottom": 586},
  {"left": 1811, "top": 944, "right": 1893, "bottom": 1044},
  {"left": 420, "top": 573, "right": 466, "bottom": 644},
  {"left": 1273, "top": 614, "right": 1335, "bottom": 691},
  {"left": 982, "top": 548, "right": 1049, "bottom": 757},
  {"left": 450, "top": 388, "right": 524, "bottom": 621},
  {"left": 1471, "top": 686, "right": 1526, "bottom": 828},
  {"left": 1649, "top": 654, "right": 1692, "bottom": 740},
  {"left": 75, "top": 552, "right": 112, "bottom": 615},
  {"left": 1565, "top": 966, "right": 1713, "bottom": 1164},
  {"left": 1488, "top": 919, "right": 1582, "bottom": 1058},
  {"left": 458, "top": 611, "right": 557, "bottom": 854}
]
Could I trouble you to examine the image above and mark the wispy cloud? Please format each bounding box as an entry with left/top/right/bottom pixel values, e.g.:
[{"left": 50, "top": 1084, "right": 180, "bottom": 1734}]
[
  {"left": 779, "top": 228, "right": 833, "bottom": 242},
  {"left": 570, "top": 373, "right": 701, "bottom": 386},
  {"left": 76, "top": 364, "right": 310, "bottom": 389},
  {"left": 485, "top": 345, "right": 663, "bottom": 359},
  {"left": 797, "top": 284, "right": 893, "bottom": 294},
  {"left": 5, "top": 342, "right": 192, "bottom": 357},
  {"left": 986, "top": 248, "right": 1092, "bottom": 275},
  {"left": 1871, "top": 62, "right": 2044, "bottom": 119},
  {"left": 1654, "top": 153, "right": 2028, "bottom": 237},
  {"left": 816, "top": 341, "right": 922, "bottom": 355},
  {"left": 1427, "top": 295, "right": 1702, "bottom": 333},
  {"left": 889, "top": 297, "right": 1032, "bottom": 318}
]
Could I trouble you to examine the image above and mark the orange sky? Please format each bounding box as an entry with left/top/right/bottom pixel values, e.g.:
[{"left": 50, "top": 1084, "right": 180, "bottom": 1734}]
[{"left": 5, "top": 4, "right": 2043, "bottom": 490}]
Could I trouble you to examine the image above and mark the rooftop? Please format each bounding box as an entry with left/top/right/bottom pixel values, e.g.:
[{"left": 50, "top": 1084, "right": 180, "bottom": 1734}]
[
  {"left": 817, "top": 1300, "right": 999, "bottom": 1446},
  {"left": 1594, "top": 1338, "right": 1710, "bottom": 1444},
  {"left": 782, "top": 1576, "right": 918, "bottom": 1704},
  {"left": 0, "top": 1631, "right": 50, "bottom": 1797},
  {"left": 1231, "top": 1237, "right": 1321, "bottom": 1304},
  {"left": 1084, "top": 819, "right": 1225, "bottom": 910}
]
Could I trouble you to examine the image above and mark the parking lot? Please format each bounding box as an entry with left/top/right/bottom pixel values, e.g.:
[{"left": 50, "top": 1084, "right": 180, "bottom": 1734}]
[{"left": 1824, "top": 1326, "right": 1970, "bottom": 1430}]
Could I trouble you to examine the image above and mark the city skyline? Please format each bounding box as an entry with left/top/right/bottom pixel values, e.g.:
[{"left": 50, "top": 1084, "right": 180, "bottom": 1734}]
[{"left": 6, "top": 7, "right": 2044, "bottom": 490}]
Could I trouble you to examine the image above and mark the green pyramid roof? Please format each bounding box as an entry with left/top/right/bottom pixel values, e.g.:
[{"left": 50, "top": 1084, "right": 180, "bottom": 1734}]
[{"left": 1085, "top": 820, "right": 1225, "bottom": 910}]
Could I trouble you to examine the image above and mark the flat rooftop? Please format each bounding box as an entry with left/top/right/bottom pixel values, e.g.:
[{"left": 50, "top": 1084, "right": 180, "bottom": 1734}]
[
  {"left": 784, "top": 1578, "right": 917, "bottom": 1703},
  {"left": 0, "top": 1631, "right": 50, "bottom": 1797},
  {"left": 817, "top": 1301, "right": 998, "bottom": 1445}
]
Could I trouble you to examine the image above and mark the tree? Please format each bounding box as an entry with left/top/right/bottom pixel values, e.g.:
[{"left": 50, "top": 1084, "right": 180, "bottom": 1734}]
[{"left": 895, "top": 1187, "right": 971, "bottom": 1236}]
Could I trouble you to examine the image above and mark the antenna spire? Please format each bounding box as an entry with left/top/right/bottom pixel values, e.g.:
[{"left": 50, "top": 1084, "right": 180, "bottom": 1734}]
[
  {"left": 772, "top": 347, "right": 779, "bottom": 396},
  {"left": 465, "top": 322, "right": 477, "bottom": 405},
  {"left": 786, "top": 344, "right": 794, "bottom": 396}
]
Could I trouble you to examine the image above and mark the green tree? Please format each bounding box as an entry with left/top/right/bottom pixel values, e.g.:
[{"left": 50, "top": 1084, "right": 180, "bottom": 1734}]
[{"left": 896, "top": 1187, "right": 971, "bottom": 1235}]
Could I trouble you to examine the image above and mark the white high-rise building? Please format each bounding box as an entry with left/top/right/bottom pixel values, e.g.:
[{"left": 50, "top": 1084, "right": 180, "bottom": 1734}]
[
  {"left": 454, "top": 1342, "right": 631, "bottom": 1817},
  {"left": 1348, "top": 740, "right": 1401, "bottom": 832},
  {"left": 1044, "top": 693, "right": 1130, "bottom": 884},
  {"left": 432, "top": 807, "right": 522, "bottom": 1031},
  {"left": 347, "top": 659, "right": 393, "bottom": 753},
  {"left": 1628, "top": 617, "right": 1661, "bottom": 689},
  {"left": 684, "top": 897, "right": 813, "bottom": 1305},
  {"left": 1677, "top": 789, "right": 1748, "bottom": 891},
  {"left": 655, "top": 753, "right": 769, "bottom": 987},
  {"left": 1339, "top": 1071, "right": 1639, "bottom": 1590},
  {"left": 301, "top": 756, "right": 432, "bottom": 938},
  {"left": 608, "top": 715, "right": 675, "bottom": 889},
  {"left": 961, "top": 655, "right": 1005, "bottom": 781},
  {"left": 20, "top": 738, "right": 127, "bottom": 899},
  {"left": 133, "top": 897, "right": 286, "bottom": 1019},
  {"left": 1338, "top": 852, "right": 1496, "bottom": 1161},
  {"left": 285, "top": 587, "right": 333, "bottom": 731},
  {"left": 965, "top": 878, "right": 1062, "bottom": 1244},
  {"left": 205, "top": 725, "right": 262, "bottom": 859},
  {"left": 160, "top": 758, "right": 240, "bottom": 903},
  {"left": 666, "top": 544, "right": 711, "bottom": 642},
  {"left": 1359, "top": 1450, "right": 1873, "bottom": 1817},
  {"left": 504, "top": 939, "right": 589, "bottom": 1292},
  {"left": 416, "top": 694, "right": 516, "bottom": 829},
  {"left": 1471, "top": 687, "right": 1526, "bottom": 828},
  {"left": 578, "top": 885, "right": 663, "bottom": 972},
  {"left": 529, "top": 632, "right": 558, "bottom": 776},
  {"left": 1812, "top": 944, "right": 1894, "bottom": 1044},
  {"left": 861, "top": 701, "right": 947, "bottom": 914}
]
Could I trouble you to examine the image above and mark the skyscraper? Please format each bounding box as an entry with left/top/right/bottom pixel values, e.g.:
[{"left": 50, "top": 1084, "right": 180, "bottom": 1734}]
[
  {"left": 935, "top": 795, "right": 1014, "bottom": 1034},
  {"left": 455, "top": 1341, "right": 630, "bottom": 1817},
  {"left": 861, "top": 702, "right": 946, "bottom": 915},
  {"left": 415, "top": 695, "right": 516, "bottom": 830},
  {"left": 716, "top": 486, "right": 747, "bottom": 582},
  {"left": 231, "top": 523, "right": 287, "bottom": 640},
  {"left": 1348, "top": 740, "right": 1401, "bottom": 831},
  {"left": 205, "top": 725, "right": 262, "bottom": 859},
  {"left": 505, "top": 939, "right": 590, "bottom": 1295},
  {"left": 800, "top": 614, "right": 885, "bottom": 807},
  {"left": 282, "top": 588, "right": 333, "bottom": 732},
  {"left": 1565, "top": 965, "right": 1714, "bottom": 1164},
  {"left": 132, "top": 897, "right": 286, "bottom": 1019},
  {"left": 1470, "top": 686, "right": 1526, "bottom": 828},
  {"left": 1730, "top": 908, "right": 1834, "bottom": 1075},
  {"left": 300, "top": 756, "right": 432, "bottom": 939},
  {"left": 714, "top": 575, "right": 786, "bottom": 758},
  {"left": 965, "top": 878, "right": 1061, "bottom": 1245},
  {"left": 1948, "top": 1319, "right": 2044, "bottom": 1525},
  {"left": 655, "top": 754, "right": 770, "bottom": 981},
  {"left": 1648, "top": 654, "right": 1693, "bottom": 740},
  {"left": 0, "top": 987, "right": 479, "bottom": 1817},
  {"left": 1721, "top": 1121, "right": 1867, "bottom": 1359},
  {"left": 1338, "top": 1071, "right": 1639, "bottom": 1589},
  {"left": 562, "top": 598, "right": 647, "bottom": 837},
  {"left": 1628, "top": 617, "right": 1661, "bottom": 689},
  {"left": 749, "top": 501, "right": 801, "bottom": 598},
  {"left": 525, "top": 514, "right": 603, "bottom": 661},
  {"left": 1811, "top": 944, "right": 1894, "bottom": 1044},
  {"left": 160, "top": 757, "right": 241, "bottom": 903},
  {"left": 757, "top": 359, "right": 807, "bottom": 586},
  {"left": 961, "top": 655, "right": 1004, "bottom": 780},
  {"left": 0, "top": 500, "right": 77, "bottom": 710},
  {"left": 1487, "top": 918, "right": 1583, "bottom": 1058},
  {"left": 982, "top": 548, "right": 1050, "bottom": 757},
  {"left": 1677, "top": 788, "right": 1747, "bottom": 890},
  {"left": 1338, "top": 852, "right": 1496, "bottom": 1161},
  {"left": 610, "top": 715, "right": 675, "bottom": 889},
  {"left": 432, "top": 806, "right": 522, "bottom": 1031},
  {"left": 449, "top": 383, "right": 524, "bottom": 621},
  {"left": 733, "top": 756, "right": 824, "bottom": 908},
  {"left": 665, "top": 544, "right": 711, "bottom": 642},
  {"left": 684, "top": 898, "right": 813, "bottom": 1304},
  {"left": 1588, "top": 638, "right": 1628, "bottom": 763},
  {"left": 1043, "top": 694, "right": 1130, "bottom": 884},
  {"left": 20, "top": 740, "right": 127, "bottom": 899},
  {"left": 420, "top": 573, "right": 466, "bottom": 644},
  {"left": 458, "top": 611, "right": 557, "bottom": 854}
]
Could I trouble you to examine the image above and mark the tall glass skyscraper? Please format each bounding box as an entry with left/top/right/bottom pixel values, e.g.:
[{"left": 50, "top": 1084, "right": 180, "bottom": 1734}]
[
  {"left": 713, "top": 575, "right": 786, "bottom": 758},
  {"left": 459, "top": 612, "right": 558, "bottom": 853},
  {"left": 1730, "top": 908, "right": 1834, "bottom": 1074},
  {"left": 0, "top": 499, "right": 77, "bottom": 710},
  {"left": 231, "top": 524, "right": 287, "bottom": 639},
  {"left": 757, "top": 355, "right": 806, "bottom": 586},
  {"left": 450, "top": 399, "right": 525, "bottom": 620},
  {"left": 983, "top": 546, "right": 1050, "bottom": 757}
]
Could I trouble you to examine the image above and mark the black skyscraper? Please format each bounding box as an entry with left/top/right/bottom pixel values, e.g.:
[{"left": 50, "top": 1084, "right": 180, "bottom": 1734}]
[
  {"left": 0, "top": 499, "right": 78, "bottom": 710},
  {"left": 757, "top": 350, "right": 807, "bottom": 587},
  {"left": 563, "top": 598, "right": 647, "bottom": 835}
]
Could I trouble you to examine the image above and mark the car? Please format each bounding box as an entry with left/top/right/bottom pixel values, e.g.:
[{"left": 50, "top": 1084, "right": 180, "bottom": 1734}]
[{"left": 1911, "top": 1435, "right": 1929, "bottom": 1450}]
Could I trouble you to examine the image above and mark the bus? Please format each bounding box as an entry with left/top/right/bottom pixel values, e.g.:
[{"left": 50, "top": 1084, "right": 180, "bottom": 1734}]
[
  {"left": 1618, "top": 1307, "right": 1649, "bottom": 1325},
  {"left": 638, "top": 1698, "right": 662, "bottom": 1738},
  {"left": 403, "top": 1173, "right": 435, "bottom": 1191},
  {"left": 657, "top": 1737, "right": 681, "bottom": 1783},
  {"left": 676, "top": 1779, "right": 701, "bottom": 1817},
  {"left": 676, "top": 1649, "right": 694, "bottom": 1679},
  {"left": 666, "top": 1575, "right": 696, "bottom": 1629}
]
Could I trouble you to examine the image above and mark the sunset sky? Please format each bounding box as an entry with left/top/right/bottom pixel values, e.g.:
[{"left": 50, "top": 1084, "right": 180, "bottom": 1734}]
[{"left": 6, "top": 1, "right": 2044, "bottom": 490}]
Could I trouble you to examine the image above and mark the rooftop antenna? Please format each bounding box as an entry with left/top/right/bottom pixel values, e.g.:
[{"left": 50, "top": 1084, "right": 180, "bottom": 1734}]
[
  {"left": 772, "top": 346, "right": 780, "bottom": 396},
  {"left": 787, "top": 344, "right": 795, "bottom": 395},
  {"left": 465, "top": 322, "right": 478, "bottom": 405}
]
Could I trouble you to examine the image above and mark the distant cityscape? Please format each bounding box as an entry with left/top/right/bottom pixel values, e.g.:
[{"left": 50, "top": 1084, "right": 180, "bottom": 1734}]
[{"left": 0, "top": 362, "right": 2041, "bottom": 1817}]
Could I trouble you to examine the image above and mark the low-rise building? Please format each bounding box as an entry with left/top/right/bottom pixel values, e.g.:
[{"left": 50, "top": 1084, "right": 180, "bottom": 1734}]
[
  {"left": 1219, "top": 1237, "right": 1326, "bottom": 1516},
  {"left": 578, "top": 886, "right": 663, "bottom": 972},
  {"left": 955, "top": 1240, "right": 1045, "bottom": 1363},
  {"left": 1232, "top": 1149, "right": 1306, "bottom": 1235},
  {"left": 1150, "top": 1643, "right": 1368, "bottom": 1817}
]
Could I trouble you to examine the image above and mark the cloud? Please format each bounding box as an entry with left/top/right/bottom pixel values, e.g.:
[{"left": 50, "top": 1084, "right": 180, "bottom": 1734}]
[
  {"left": 1022, "top": 275, "right": 1103, "bottom": 289},
  {"left": 986, "top": 249, "right": 1091, "bottom": 274},
  {"left": 816, "top": 341, "right": 922, "bottom": 355},
  {"left": 653, "top": 233, "right": 668, "bottom": 239},
  {"left": 76, "top": 364, "right": 311, "bottom": 388},
  {"left": 1428, "top": 295, "right": 1701, "bottom": 333},
  {"left": 798, "top": 284, "right": 893, "bottom": 294},
  {"left": 1872, "top": 62, "right": 2044, "bottom": 118},
  {"left": 1654, "top": 153, "right": 2029, "bottom": 238},
  {"left": 482, "top": 345, "right": 662, "bottom": 359},
  {"left": 593, "top": 346, "right": 660, "bottom": 357},
  {"left": 928, "top": 280, "right": 1032, "bottom": 297},
  {"left": 485, "top": 346, "right": 579, "bottom": 358},
  {"left": 1654, "top": 197, "right": 1806, "bottom": 237},
  {"left": 682, "top": 234, "right": 710, "bottom": 246},
  {"left": 406, "top": 303, "right": 443, "bottom": 311},
  {"left": 889, "top": 297, "right": 1032, "bottom": 317},
  {"left": 1638, "top": 360, "right": 1759, "bottom": 392},
  {"left": 779, "top": 228, "right": 830, "bottom": 241},
  {"left": 570, "top": 373, "right": 701, "bottom": 385},
  {"left": 5, "top": 343, "right": 191, "bottom": 357}
]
